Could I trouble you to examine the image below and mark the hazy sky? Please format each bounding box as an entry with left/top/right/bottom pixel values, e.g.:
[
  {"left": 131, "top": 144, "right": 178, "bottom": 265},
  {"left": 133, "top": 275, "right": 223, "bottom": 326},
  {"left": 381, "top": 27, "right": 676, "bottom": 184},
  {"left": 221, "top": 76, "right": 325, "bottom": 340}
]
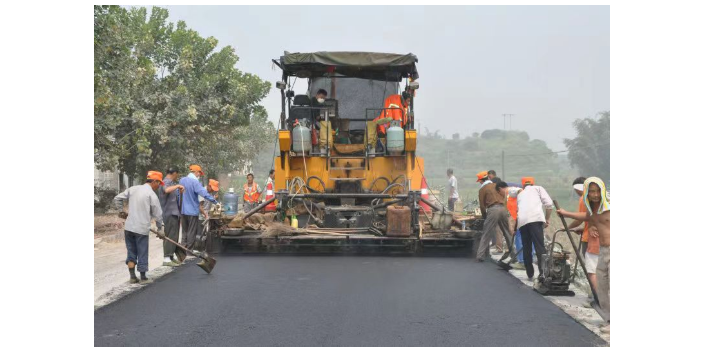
[{"left": 158, "top": 5, "right": 609, "bottom": 150}]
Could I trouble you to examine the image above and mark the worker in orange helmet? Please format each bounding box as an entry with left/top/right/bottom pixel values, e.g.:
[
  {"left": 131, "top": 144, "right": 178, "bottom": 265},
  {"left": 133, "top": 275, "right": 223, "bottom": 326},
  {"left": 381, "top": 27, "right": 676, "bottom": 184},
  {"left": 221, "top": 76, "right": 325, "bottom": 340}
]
[{"left": 373, "top": 91, "right": 411, "bottom": 135}]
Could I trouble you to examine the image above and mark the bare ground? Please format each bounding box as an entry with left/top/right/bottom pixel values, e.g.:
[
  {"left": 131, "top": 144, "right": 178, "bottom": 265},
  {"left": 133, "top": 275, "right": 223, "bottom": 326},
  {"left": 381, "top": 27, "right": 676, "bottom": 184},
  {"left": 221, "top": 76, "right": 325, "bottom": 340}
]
[
  {"left": 94, "top": 214, "right": 193, "bottom": 308},
  {"left": 94, "top": 213, "right": 124, "bottom": 239}
]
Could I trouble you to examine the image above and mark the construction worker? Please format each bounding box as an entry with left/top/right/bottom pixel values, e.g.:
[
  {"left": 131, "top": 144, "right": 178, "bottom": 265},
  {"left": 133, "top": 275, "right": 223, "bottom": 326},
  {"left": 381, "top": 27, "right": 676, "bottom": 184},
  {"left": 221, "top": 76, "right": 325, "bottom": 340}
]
[
  {"left": 487, "top": 170, "right": 497, "bottom": 181},
  {"left": 113, "top": 171, "right": 165, "bottom": 284},
  {"left": 243, "top": 173, "right": 262, "bottom": 212},
  {"left": 180, "top": 165, "right": 218, "bottom": 251},
  {"left": 557, "top": 177, "right": 610, "bottom": 334},
  {"left": 373, "top": 91, "right": 411, "bottom": 135},
  {"left": 477, "top": 170, "right": 493, "bottom": 190},
  {"left": 158, "top": 168, "right": 185, "bottom": 267},
  {"left": 313, "top": 88, "right": 328, "bottom": 105},
  {"left": 199, "top": 179, "right": 220, "bottom": 220},
  {"left": 509, "top": 177, "right": 553, "bottom": 283},
  {"left": 447, "top": 168, "right": 459, "bottom": 211},
  {"left": 568, "top": 177, "right": 589, "bottom": 258},
  {"left": 488, "top": 171, "right": 502, "bottom": 252},
  {"left": 504, "top": 181, "right": 533, "bottom": 270},
  {"left": 566, "top": 176, "right": 600, "bottom": 297},
  {"left": 476, "top": 171, "right": 514, "bottom": 262},
  {"left": 477, "top": 170, "right": 504, "bottom": 253},
  {"left": 263, "top": 169, "right": 276, "bottom": 211},
  {"left": 266, "top": 169, "right": 275, "bottom": 190},
  {"left": 310, "top": 89, "right": 329, "bottom": 150},
  {"left": 311, "top": 89, "right": 328, "bottom": 122},
  {"left": 504, "top": 181, "right": 520, "bottom": 266},
  {"left": 198, "top": 179, "right": 219, "bottom": 248}
]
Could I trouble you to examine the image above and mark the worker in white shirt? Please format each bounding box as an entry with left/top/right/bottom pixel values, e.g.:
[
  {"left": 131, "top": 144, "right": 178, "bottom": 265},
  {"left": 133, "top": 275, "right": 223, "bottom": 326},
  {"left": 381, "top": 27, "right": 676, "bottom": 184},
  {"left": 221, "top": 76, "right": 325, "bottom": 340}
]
[{"left": 508, "top": 177, "right": 553, "bottom": 283}]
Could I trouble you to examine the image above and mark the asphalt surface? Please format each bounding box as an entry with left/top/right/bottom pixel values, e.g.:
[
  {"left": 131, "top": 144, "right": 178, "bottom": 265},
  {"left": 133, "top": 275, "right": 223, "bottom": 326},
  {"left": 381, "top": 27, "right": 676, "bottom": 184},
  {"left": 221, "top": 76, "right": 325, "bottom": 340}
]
[{"left": 94, "top": 255, "right": 605, "bottom": 347}]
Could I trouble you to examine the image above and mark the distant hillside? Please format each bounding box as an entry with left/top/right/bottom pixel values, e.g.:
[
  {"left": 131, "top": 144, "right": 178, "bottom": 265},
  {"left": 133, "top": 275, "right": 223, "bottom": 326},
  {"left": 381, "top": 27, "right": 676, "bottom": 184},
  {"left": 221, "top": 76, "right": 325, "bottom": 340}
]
[{"left": 250, "top": 128, "right": 581, "bottom": 210}]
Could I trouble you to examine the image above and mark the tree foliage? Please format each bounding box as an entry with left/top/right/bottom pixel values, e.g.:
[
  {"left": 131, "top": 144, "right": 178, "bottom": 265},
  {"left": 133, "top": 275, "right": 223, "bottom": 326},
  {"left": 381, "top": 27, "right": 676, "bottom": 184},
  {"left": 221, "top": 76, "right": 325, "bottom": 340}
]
[
  {"left": 94, "top": 6, "right": 273, "bottom": 180},
  {"left": 563, "top": 111, "right": 610, "bottom": 183},
  {"left": 417, "top": 130, "right": 567, "bottom": 200}
]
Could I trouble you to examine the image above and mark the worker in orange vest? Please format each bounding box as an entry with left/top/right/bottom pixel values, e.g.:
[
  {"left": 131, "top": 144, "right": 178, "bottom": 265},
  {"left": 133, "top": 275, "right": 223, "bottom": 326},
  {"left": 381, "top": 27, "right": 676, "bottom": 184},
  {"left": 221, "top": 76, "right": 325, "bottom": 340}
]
[
  {"left": 242, "top": 173, "right": 262, "bottom": 212},
  {"left": 373, "top": 91, "right": 411, "bottom": 135},
  {"left": 505, "top": 184, "right": 531, "bottom": 269},
  {"left": 264, "top": 169, "right": 277, "bottom": 212}
]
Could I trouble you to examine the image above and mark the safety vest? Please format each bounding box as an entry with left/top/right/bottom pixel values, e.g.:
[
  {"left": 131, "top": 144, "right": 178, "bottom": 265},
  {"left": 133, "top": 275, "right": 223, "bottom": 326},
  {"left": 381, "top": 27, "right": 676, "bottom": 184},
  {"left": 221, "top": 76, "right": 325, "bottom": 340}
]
[
  {"left": 373, "top": 94, "right": 407, "bottom": 134},
  {"left": 507, "top": 195, "right": 518, "bottom": 220},
  {"left": 243, "top": 182, "right": 260, "bottom": 203},
  {"left": 264, "top": 178, "right": 276, "bottom": 212}
]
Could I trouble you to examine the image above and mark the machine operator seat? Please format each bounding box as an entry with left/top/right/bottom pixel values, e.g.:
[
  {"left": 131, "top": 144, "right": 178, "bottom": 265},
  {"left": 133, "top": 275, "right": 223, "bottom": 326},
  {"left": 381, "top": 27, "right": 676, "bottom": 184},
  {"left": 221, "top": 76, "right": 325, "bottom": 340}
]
[{"left": 288, "top": 95, "right": 313, "bottom": 129}]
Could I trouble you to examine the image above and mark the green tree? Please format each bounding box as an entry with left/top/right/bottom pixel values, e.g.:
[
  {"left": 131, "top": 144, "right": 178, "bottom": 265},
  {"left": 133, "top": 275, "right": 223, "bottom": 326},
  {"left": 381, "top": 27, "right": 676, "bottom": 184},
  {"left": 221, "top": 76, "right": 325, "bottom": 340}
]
[
  {"left": 94, "top": 6, "right": 272, "bottom": 181},
  {"left": 417, "top": 129, "right": 564, "bottom": 200},
  {"left": 480, "top": 129, "right": 505, "bottom": 140},
  {"left": 563, "top": 111, "right": 610, "bottom": 183},
  {"left": 193, "top": 106, "right": 276, "bottom": 178}
]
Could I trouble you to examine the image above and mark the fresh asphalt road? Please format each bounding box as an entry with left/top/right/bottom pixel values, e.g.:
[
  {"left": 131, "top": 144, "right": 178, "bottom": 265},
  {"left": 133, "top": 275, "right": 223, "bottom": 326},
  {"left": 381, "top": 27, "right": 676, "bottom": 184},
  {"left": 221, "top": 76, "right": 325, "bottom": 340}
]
[{"left": 94, "top": 255, "right": 605, "bottom": 347}]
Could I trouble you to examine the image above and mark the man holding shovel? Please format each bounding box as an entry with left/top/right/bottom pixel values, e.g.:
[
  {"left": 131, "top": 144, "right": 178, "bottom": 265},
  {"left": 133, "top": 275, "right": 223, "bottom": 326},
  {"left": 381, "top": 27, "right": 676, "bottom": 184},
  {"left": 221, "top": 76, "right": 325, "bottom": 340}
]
[
  {"left": 476, "top": 173, "right": 514, "bottom": 262},
  {"left": 180, "top": 165, "right": 218, "bottom": 251},
  {"left": 159, "top": 168, "right": 185, "bottom": 267},
  {"left": 114, "top": 171, "right": 165, "bottom": 284}
]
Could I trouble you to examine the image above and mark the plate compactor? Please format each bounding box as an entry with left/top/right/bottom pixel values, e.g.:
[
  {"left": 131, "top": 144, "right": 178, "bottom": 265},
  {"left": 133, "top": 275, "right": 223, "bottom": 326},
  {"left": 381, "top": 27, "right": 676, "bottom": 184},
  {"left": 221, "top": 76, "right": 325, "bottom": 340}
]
[{"left": 533, "top": 229, "right": 575, "bottom": 296}]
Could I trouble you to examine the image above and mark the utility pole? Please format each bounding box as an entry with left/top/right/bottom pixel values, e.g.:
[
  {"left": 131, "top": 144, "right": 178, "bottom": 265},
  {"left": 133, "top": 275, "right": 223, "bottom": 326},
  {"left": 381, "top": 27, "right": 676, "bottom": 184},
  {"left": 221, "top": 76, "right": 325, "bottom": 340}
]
[{"left": 502, "top": 114, "right": 515, "bottom": 130}]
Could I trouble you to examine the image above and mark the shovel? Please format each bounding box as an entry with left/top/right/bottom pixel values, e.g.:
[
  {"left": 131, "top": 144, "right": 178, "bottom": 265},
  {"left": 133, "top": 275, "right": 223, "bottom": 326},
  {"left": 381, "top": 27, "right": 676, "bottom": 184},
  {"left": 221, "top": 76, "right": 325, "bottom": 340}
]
[
  {"left": 150, "top": 229, "right": 217, "bottom": 274},
  {"left": 553, "top": 200, "right": 607, "bottom": 321},
  {"left": 496, "top": 228, "right": 519, "bottom": 271},
  {"left": 174, "top": 245, "right": 187, "bottom": 264}
]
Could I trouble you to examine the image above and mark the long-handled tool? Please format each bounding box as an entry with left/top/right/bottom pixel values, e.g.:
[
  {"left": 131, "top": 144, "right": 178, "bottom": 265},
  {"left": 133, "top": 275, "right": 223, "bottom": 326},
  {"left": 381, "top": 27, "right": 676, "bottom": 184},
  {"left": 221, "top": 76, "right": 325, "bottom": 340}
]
[
  {"left": 496, "top": 232, "right": 519, "bottom": 271},
  {"left": 493, "top": 220, "right": 520, "bottom": 271},
  {"left": 173, "top": 190, "right": 187, "bottom": 263},
  {"left": 194, "top": 218, "right": 209, "bottom": 252},
  {"left": 150, "top": 229, "right": 217, "bottom": 274},
  {"left": 173, "top": 243, "right": 187, "bottom": 263},
  {"left": 571, "top": 234, "right": 584, "bottom": 280},
  {"left": 553, "top": 200, "right": 607, "bottom": 320}
]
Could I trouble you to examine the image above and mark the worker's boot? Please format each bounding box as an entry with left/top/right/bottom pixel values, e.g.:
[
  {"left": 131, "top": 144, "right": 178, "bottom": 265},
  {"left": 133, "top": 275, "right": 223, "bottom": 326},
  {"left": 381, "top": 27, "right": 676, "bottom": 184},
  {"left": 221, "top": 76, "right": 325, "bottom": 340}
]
[
  {"left": 128, "top": 267, "right": 139, "bottom": 284},
  {"left": 139, "top": 272, "right": 151, "bottom": 284},
  {"left": 163, "top": 257, "right": 178, "bottom": 267},
  {"left": 170, "top": 255, "right": 182, "bottom": 265}
]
